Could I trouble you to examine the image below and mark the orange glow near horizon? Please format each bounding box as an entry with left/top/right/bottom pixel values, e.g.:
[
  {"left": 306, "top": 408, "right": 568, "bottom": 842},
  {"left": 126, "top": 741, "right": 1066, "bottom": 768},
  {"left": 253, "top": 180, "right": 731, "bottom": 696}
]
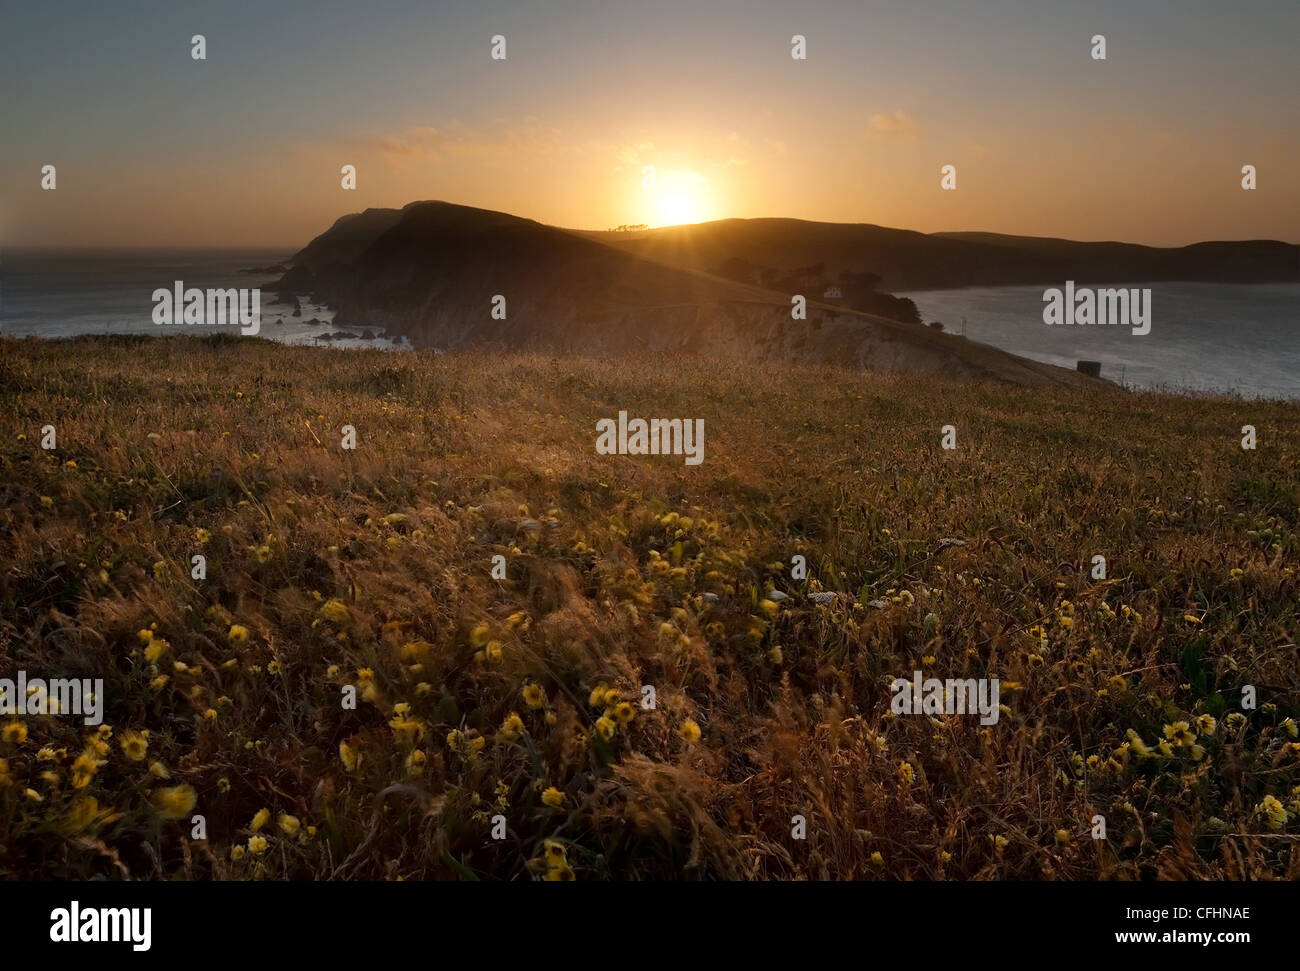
[
  {"left": 7, "top": 120, "right": 1298, "bottom": 249},
  {"left": 4, "top": 4, "right": 1297, "bottom": 249},
  {"left": 644, "top": 171, "right": 717, "bottom": 228}
]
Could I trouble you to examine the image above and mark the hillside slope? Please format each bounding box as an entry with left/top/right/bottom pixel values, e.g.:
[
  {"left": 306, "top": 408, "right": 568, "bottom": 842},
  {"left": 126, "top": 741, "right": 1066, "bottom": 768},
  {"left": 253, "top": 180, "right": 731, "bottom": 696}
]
[
  {"left": 279, "top": 202, "right": 1100, "bottom": 389},
  {"left": 3, "top": 337, "right": 1297, "bottom": 880}
]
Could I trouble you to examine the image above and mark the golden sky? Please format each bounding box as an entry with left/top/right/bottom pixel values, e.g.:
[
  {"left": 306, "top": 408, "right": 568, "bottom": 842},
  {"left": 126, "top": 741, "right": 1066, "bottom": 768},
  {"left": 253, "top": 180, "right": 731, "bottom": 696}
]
[{"left": 4, "top": 0, "right": 1297, "bottom": 249}]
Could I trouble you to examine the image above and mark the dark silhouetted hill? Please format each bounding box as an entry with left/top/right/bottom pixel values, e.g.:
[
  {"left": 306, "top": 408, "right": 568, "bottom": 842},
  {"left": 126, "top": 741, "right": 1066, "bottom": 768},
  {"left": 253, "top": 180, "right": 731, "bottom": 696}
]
[
  {"left": 578, "top": 219, "right": 1299, "bottom": 290},
  {"left": 274, "top": 201, "right": 1135, "bottom": 388}
]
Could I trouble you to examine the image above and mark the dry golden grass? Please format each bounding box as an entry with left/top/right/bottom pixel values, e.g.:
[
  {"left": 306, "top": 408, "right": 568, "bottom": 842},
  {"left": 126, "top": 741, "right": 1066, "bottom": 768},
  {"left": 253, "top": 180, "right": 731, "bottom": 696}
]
[{"left": 1, "top": 333, "right": 1298, "bottom": 880}]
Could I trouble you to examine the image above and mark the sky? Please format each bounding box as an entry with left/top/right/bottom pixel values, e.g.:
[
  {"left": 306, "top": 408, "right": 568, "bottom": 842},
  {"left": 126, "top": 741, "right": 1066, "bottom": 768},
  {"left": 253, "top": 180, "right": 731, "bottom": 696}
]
[{"left": 1, "top": 0, "right": 1297, "bottom": 249}]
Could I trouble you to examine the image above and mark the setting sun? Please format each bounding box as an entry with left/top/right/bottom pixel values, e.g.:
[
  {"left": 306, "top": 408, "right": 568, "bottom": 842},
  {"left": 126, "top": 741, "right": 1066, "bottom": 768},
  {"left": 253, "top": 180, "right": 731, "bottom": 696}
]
[{"left": 650, "top": 171, "right": 713, "bottom": 227}]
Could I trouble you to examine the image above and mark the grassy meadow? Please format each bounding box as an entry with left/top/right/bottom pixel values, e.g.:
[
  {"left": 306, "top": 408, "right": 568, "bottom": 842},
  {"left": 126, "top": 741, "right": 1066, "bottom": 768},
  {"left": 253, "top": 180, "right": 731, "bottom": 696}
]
[{"left": 1, "top": 334, "right": 1298, "bottom": 880}]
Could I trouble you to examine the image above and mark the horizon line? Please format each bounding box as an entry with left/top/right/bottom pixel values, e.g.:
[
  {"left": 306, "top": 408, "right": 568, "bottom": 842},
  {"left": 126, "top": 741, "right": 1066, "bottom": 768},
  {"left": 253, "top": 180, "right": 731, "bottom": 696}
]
[{"left": 8, "top": 206, "right": 1300, "bottom": 255}]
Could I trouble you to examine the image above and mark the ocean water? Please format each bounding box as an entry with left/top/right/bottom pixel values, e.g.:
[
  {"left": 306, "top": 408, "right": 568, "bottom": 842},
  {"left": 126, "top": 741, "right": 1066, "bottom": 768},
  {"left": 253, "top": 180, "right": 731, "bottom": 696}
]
[
  {"left": 0, "top": 250, "right": 406, "bottom": 350},
  {"left": 2, "top": 253, "right": 1294, "bottom": 397},
  {"left": 898, "top": 282, "right": 1300, "bottom": 399}
]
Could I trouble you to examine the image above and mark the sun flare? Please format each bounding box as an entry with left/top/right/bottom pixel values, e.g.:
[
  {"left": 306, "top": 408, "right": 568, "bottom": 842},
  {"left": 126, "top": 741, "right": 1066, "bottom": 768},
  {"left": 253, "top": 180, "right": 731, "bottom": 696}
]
[{"left": 651, "top": 171, "right": 712, "bottom": 227}]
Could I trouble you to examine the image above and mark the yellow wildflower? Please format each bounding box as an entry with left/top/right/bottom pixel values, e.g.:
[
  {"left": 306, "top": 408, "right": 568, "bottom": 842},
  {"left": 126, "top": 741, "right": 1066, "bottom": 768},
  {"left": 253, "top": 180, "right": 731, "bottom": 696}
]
[
  {"left": 389, "top": 714, "right": 426, "bottom": 742},
  {"left": 499, "top": 713, "right": 524, "bottom": 742},
  {"left": 71, "top": 751, "right": 102, "bottom": 788},
  {"left": 119, "top": 730, "right": 148, "bottom": 761},
  {"left": 406, "top": 750, "right": 426, "bottom": 777},
  {"left": 521, "top": 683, "right": 545, "bottom": 709},
  {"left": 543, "top": 840, "right": 567, "bottom": 865},
  {"left": 1257, "top": 795, "right": 1288, "bottom": 830},
  {"left": 339, "top": 740, "right": 360, "bottom": 772},
  {"left": 62, "top": 796, "right": 120, "bottom": 834},
  {"left": 1126, "top": 729, "right": 1154, "bottom": 758},
  {"left": 151, "top": 784, "right": 197, "bottom": 819},
  {"left": 320, "top": 599, "right": 350, "bottom": 623},
  {"left": 541, "top": 787, "right": 564, "bottom": 808}
]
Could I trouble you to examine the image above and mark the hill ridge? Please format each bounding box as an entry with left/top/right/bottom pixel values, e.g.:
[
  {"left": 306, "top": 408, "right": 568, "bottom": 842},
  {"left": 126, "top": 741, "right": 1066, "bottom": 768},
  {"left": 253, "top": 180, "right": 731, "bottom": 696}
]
[{"left": 273, "top": 201, "right": 1179, "bottom": 388}]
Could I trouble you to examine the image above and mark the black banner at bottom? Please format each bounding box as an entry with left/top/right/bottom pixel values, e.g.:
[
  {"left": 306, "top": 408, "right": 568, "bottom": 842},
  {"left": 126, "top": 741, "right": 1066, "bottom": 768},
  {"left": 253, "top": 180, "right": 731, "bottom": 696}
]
[{"left": 0, "top": 879, "right": 1282, "bottom": 958}]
